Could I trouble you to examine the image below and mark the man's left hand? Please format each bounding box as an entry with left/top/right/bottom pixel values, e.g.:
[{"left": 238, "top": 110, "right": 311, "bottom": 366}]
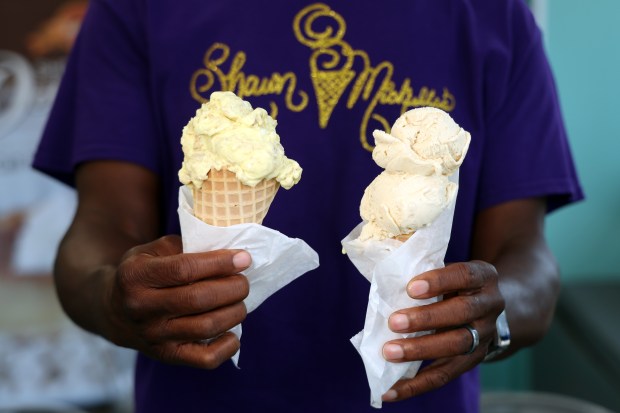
[{"left": 381, "top": 261, "right": 504, "bottom": 402}]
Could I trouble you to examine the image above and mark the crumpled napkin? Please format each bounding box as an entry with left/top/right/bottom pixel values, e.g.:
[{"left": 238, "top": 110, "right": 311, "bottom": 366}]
[
  {"left": 178, "top": 186, "right": 320, "bottom": 365},
  {"left": 341, "top": 174, "right": 458, "bottom": 408}
]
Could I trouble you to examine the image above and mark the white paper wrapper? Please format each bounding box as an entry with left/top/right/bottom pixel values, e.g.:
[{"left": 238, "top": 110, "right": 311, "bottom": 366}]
[
  {"left": 178, "top": 186, "right": 320, "bottom": 365},
  {"left": 341, "top": 173, "right": 458, "bottom": 408}
]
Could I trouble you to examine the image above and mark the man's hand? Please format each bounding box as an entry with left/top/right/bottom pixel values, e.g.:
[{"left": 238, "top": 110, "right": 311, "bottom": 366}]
[
  {"left": 381, "top": 261, "right": 504, "bottom": 401},
  {"left": 379, "top": 198, "right": 559, "bottom": 402},
  {"left": 105, "top": 235, "right": 251, "bottom": 369},
  {"left": 54, "top": 161, "right": 254, "bottom": 370}
]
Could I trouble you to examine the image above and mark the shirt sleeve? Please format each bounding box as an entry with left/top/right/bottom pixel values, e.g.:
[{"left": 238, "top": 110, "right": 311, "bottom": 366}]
[
  {"left": 476, "top": 0, "right": 584, "bottom": 213},
  {"left": 33, "top": 0, "right": 161, "bottom": 186}
]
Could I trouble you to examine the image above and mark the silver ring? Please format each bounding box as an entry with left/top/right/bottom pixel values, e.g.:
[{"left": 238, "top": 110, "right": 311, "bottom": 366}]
[{"left": 463, "top": 325, "right": 480, "bottom": 355}]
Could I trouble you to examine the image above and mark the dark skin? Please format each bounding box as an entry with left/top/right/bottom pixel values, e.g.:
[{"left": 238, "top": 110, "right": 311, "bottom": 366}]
[
  {"left": 55, "top": 160, "right": 559, "bottom": 401},
  {"left": 56, "top": 161, "right": 250, "bottom": 367},
  {"left": 382, "top": 196, "right": 560, "bottom": 401}
]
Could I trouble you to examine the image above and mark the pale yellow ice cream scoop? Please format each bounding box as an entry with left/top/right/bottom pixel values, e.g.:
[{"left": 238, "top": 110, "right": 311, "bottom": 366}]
[
  {"left": 359, "top": 172, "right": 457, "bottom": 241},
  {"left": 372, "top": 107, "right": 470, "bottom": 177},
  {"left": 178, "top": 91, "right": 302, "bottom": 190},
  {"left": 359, "top": 107, "right": 469, "bottom": 241}
]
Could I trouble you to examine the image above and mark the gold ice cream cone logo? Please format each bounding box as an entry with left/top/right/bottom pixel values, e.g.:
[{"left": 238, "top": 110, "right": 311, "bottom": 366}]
[
  {"left": 294, "top": 4, "right": 357, "bottom": 128},
  {"left": 293, "top": 3, "right": 456, "bottom": 151},
  {"left": 310, "top": 49, "right": 355, "bottom": 128}
]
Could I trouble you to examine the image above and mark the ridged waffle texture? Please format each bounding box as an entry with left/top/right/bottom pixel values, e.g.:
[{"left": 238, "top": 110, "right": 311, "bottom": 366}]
[{"left": 192, "top": 169, "right": 279, "bottom": 226}]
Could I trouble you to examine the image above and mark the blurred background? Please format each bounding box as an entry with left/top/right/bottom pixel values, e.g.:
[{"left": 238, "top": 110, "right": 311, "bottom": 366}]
[
  {"left": 0, "top": 0, "right": 618, "bottom": 412},
  {"left": 0, "top": 1, "right": 134, "bottom": 412},
  {"left": 481, "top": 0, "right": 620, "bottom": 412}
]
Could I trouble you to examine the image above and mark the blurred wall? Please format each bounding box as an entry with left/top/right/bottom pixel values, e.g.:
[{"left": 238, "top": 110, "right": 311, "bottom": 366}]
[
  {"left": 545, "top": 0, "right": 620, "bottom": 281},
  {"left": 482, "top": 0, "right": 620, "bottom": 393},
  {"left": 0, "top": 2, "right": 135, "bottom": 409}
]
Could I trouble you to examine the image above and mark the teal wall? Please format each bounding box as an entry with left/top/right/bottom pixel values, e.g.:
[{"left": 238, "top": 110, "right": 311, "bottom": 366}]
[
  {"left": 483, "top": 0, "right": 620, "bottom": 391},
  {"left": 545, "top": 0, "right": 620, "bottom": 281}
]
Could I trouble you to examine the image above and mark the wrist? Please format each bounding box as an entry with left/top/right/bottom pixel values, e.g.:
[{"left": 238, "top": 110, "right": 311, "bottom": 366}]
[
  {"left": 484, "top": 309, "right": 511, "bottom": 362},
  {"left": 96, "top": 264, "right": 129, "bottom": 347}
]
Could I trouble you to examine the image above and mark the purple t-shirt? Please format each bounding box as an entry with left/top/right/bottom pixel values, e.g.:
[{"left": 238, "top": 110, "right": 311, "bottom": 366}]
[{"left": 34, "top": 0, "right": 583, "bottom": 411}]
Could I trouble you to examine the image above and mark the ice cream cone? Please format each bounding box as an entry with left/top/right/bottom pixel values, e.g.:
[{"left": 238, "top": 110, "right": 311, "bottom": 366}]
[{"left": 192, "top": 168, "right": 279, "bottom": 226}]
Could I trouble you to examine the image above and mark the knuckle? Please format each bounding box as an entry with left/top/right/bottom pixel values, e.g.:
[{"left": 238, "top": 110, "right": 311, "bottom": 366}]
[
  {"left": 121, "top": 245, "right": 141, "bottom": 261},
  {"left": 202, "top": 349, "right": 224, "bottom": 370},
  {"left": 213, "top": 250, "right": 236, "bottom": 273},
  {"left": 181, "top": 285, "right": 204, "bottom": 309},
  {"left": 397, "top": 340, "right": 416, "bottom": 360},
  {"left": 123, "top": 294, "right": 143, "bottom": 317},
  {"left": 463, "top": 295, "right": 481, "bottom": 319},
  {"left": 119, "top": 254, "right": 151, "bottom": 289},
  {"left": 157, "top": 235, "right": 182, "bottom": 254},
  {"left": 118, "top": 255, "right": 139, "bottom": 280},
  {"left": 168, "top": 256, "right": 190, "bottom": 285},
  {"left": 159, "top": 234, "right": 178, "bottom": 246},
  {"left": 476, "top": 260, "right": 499, "bottom": 283},
  {"left": 200, "top": 317, "right": 218, "bottom": 338},
  {"left": 154, "top": 343, "right": 179, "bottom": 363},
  {"left": 400, "top": 380, "right": 418, "bottom": 399},
  {"left": 206, "top": 276, "right": 250, "bottom": 307},
  {"left": 493, "top": 294, "right": 506, "bottom": 314},
  {"left": 232, "top": 275, "right": 250, "bottom": 299},
  {"left": 454, "top": 262, "right": 476, "bottom": 285},
  {"left": 198, "top": 285, "right": 220, "bottom": 308},
  {"left": 157, "top": 318, "right": 174, "bottom": 336},
  {"left": 429, "top": 368, "right": 452, "bottom": 388},
  {"left": 203, "top": 304, "right": 247, "bottom": 337},
  {"left": 139, "top": 324, "right": 162, "bottom": 345},
  {"left": 118, "top": 284, "right": 147, "bottom": 319},
  {"left": 411, "top": 309, "right": 434, "bottom": 328},
  {"left": 200, "top": 251, "right": 232, "bottom": 276},
  {"left": 236, "top": 302, "right": 248, "bottom": 320},
  {"left": 458, "top": 329, "right": 473, "bottom": 353},
  {"left": 485, "top": 286, "right": 505, "bottom": 317}
]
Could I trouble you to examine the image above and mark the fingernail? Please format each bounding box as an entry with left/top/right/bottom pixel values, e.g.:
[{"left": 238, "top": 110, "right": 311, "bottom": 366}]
[
  {"left": 408, "top": 280, "right": 429, "bottom": 297},
  {"left": 383, "top": 344, "right": 404, "bottom": 360},
  {"left": 232, "top": 251, "right": 251, "bottom": 269},
  {"left": 389, "top": 313, "right": 409, "bottom": 331},
  {"left": 382, "top": 389, "right": 398, "bottom": 401}
]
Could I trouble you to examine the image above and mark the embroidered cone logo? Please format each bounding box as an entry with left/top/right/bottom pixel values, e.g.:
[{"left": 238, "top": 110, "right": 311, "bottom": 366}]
[
  {"left": 293, "top": 4, "right": 357, "bottom": 128},
  {"left": 190, "top": 3, "right": 457, "bottom": 152},
  {"left": 310, "top": 49, "right": 355, "bottom": 128}
]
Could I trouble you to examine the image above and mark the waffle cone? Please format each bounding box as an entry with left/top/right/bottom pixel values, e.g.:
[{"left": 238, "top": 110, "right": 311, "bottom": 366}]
[
  {"left": 392, "top": 232, "right": 414, "bottom": 243},
  {"left": 192, "top": 169, "right": 279, "bottom": 226}
]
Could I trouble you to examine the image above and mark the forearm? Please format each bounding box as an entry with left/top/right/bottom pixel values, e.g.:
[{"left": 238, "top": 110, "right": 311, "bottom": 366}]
[
  {"left": 53, "top": 161, "right": 160, "bottom": 342},
  {"left": 54, "top": 212, "right": 149, "bottom": 341},
  {"left": 471, "top": 198, "right": 560, "bottom": 358}
]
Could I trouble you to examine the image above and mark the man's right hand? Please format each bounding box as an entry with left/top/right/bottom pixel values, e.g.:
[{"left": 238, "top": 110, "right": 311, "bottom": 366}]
[
  {"left": 54, "top": 161, "right": 250, "bottom": 370},
  {"left": 105, "top": 236, "right": 251, "bottom": 368}
]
